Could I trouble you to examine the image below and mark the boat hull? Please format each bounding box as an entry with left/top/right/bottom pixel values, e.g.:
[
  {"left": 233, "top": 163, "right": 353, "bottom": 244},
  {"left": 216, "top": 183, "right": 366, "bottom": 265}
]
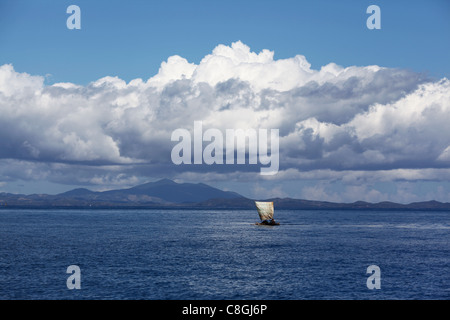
[{"left": 255, "top": 221, "right": 280, "bottom": 226}]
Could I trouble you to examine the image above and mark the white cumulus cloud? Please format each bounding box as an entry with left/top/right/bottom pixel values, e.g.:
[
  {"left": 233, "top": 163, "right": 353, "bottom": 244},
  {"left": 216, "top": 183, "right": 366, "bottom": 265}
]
[{"left": 0, "top": 41, "right": 448, "bottom": 198}]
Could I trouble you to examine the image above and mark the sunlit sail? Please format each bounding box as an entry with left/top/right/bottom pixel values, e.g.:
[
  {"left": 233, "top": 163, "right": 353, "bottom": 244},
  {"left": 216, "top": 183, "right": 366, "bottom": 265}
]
[{"left": 254, "top": 201, "right": 279, "bottom": 225}]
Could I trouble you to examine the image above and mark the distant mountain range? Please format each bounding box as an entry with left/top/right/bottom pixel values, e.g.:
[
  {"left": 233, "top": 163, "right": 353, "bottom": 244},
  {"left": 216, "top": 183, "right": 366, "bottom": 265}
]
[{"left": 0, "top": 179, "right": 449, "bottom": 210}]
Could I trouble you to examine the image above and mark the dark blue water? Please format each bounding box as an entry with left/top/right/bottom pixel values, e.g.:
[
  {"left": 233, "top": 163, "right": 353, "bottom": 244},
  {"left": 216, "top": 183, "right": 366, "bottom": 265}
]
[{"left": 0, "top": 209, "right": 449, "bottom": 300}]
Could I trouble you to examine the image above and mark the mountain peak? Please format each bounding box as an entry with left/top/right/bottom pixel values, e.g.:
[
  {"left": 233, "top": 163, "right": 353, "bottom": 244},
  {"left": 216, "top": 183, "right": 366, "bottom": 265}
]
[
  {"left": 154, "top": 178, "right": 177, "bottom": 185},
  {"left": 58, "top": 188, "right": 94, "bottom": 196},
  {"left": 101, "top": 179, "right": 243, "bottom": 204}
]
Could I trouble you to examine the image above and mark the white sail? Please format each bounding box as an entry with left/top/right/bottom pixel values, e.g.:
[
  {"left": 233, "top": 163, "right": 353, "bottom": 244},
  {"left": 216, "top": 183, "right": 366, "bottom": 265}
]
[{"left": 255, "top": 201, "right": 274, "bottom": 221}]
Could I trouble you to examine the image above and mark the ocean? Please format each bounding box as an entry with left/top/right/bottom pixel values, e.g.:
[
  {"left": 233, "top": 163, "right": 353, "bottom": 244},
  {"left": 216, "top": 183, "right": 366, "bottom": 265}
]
[{"left": 0, "top": 208, "right": 449, "bottom": 300}]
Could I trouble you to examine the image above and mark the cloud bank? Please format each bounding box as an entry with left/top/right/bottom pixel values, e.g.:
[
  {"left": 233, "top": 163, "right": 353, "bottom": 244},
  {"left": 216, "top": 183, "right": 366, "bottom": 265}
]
[{"left": 0, "top": 41, "right": 449, "bottom": 200}]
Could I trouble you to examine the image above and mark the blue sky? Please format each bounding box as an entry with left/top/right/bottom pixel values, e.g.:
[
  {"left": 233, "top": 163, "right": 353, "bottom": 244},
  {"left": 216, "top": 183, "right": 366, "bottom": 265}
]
[
  {"left": 0, "top": 0, "right": 449, "bottom": 202},
  {"left": 1, "top": 0, "right": 449, "bottom": 84}
]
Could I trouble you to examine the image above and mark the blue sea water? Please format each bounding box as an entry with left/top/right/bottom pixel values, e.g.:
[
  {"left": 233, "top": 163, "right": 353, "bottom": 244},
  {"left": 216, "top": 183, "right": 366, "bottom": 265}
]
[{"left": 0, "top": 208, "right": 449, "bottom": 300}]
